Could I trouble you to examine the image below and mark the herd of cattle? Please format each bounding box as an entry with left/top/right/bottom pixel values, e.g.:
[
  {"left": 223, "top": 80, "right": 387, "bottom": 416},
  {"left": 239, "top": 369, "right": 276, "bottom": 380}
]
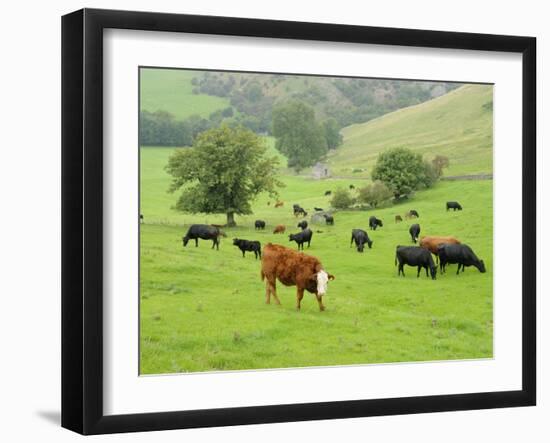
[{"left": 179, "top": 199, "right": 486, "bottom": 311}]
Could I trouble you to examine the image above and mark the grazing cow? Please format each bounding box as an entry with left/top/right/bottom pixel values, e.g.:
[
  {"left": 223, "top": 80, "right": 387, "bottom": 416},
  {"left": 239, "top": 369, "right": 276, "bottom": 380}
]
[
  {"left": 297, "top": 220, "right": 308, "bottom": 230},
  {"left": 438, "top": 244, "right": 486, "bottom": 275},
  {"left": 274, "top": 201, "right": 284, "bottom": 208},
  {"left": 183, "top": 224, "right": 222, "bottom": 250},
  {"left": 395, "top": 246, "right": 437, "bottom": 279},
  {"left": 350, "top": 229, "right": 373, "bottom": 252},
  {"left": 324, "top": 190, "right": 332, "bottom": 196},
  {"left": 233, "top": 238, "right": 262, "bottom": 259},
  {"left": 323, "top": 214, "right": 334, "bottom": 225},
  {"left": 369, "top": 216, "right": 383, "bottom": 230},
  {"left": 294, "top": 207, "right": 308, "bottom": 217},
  {"left": 446, "top": 201, "right": 463, "bottom": 211},
  {"left": 260, "top": 243, "right": 335, "bottom": 311},
  {"left": 293, "top": 204, "right": 307, "bottom": 217},
  {"left": 395, "top": 215, "right": 403, "bottom": 223},
  {"left": 289, "top": 228, "right": 313, "bottom": 250},
  {"left": 273, "top": 224, "right": 286, "bottom": 234},
  {"left": 314, "top": 207, "right": 324, "bottom": 212},
  {"left": 254, "top": 220, "right": 266, "bottom": 230},
  {"left": 419, "top": 236, "right": 461, "bottom": 263},
  {"left": 405, "top": 210, "right": 419, "bottom": 219},
  {"left": 349, "top": 184, "right": 355, "bottom": 190},
  {"left": 409, "top": 223, "right": 421, "bottom": 243}
]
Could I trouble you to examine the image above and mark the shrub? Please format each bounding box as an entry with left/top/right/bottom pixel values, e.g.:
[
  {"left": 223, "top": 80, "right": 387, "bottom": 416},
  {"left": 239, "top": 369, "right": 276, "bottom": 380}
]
[{"left": 330, "top": 188, "right": 355, "bottom": 209}]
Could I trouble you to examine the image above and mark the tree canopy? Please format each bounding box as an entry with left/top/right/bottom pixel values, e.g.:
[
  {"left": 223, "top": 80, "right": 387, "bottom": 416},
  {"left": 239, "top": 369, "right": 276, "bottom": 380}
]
[
  {"left": 371, "top": 147, "right": 435, "bottom": 197},
  {"left": 165, "top": 125, "right": 283, "bottom": 226},
  {"left": 272, "top": 100, "right": 328, "bottom": 172}
]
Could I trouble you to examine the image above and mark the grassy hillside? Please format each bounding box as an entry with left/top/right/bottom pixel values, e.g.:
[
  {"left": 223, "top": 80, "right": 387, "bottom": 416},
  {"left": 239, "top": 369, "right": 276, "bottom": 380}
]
[
  {"left": 140, "top": 68, "right": 231, "bottom": 120},
  {"left": 328, "top": 84, "right": 493, "bottom": 177},
  {"left": 140, "top": 147, "right": 493, "bottom": 374}
]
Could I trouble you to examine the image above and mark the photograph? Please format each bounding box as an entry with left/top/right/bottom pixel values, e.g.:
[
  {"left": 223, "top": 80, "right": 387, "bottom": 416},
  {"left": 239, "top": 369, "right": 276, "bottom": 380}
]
[{"left": 139, "top": 67, "right": 494, "bottom": 375}]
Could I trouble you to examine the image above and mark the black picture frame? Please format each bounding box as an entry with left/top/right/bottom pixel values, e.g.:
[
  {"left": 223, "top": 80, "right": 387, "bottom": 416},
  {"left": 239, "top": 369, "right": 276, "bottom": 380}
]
[{"left": 62, "top": 8, "right": 536, "bottom": 435}]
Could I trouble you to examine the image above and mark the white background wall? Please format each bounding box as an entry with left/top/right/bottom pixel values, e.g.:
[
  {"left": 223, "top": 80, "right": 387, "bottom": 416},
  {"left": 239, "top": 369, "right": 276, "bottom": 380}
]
[{"left": 0, "top": 0, "right": 546, "bottom": 441}]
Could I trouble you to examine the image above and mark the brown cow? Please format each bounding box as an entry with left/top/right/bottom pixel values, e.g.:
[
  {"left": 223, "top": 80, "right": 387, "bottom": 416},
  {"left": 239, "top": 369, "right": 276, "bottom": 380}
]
[
  {"left": 419, "top": 235, "right": 461, "bottom": 263},
  {"left": 274, "top": 201, "right": 284, "bottom": 208},
  {"left": 395, "top": 215, "right": 403, "bottom": 223},
  {"left": 260, "top": 243, "right": 335, "bottom": 311},
  {"left": 273, "top": 224, "right": 286, "bottom": 234}
]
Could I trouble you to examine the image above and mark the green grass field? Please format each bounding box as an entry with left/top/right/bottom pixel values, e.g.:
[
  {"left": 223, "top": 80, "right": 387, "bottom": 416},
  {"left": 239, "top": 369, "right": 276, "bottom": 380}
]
[
  {"left": 140, "top": 146, "right": 493, "bottom": 374},
  {"left": 329, "top": 84, "right": 493, "bottom": 177},
  {"left": 140, "top": 68, "right": 231, "bottom": 120}
]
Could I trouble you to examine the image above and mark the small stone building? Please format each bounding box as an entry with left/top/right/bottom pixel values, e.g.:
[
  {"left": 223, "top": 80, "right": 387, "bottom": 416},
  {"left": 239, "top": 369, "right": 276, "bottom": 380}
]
[{"left": 312, "top": 162, "right": 330, "bottom": 179}]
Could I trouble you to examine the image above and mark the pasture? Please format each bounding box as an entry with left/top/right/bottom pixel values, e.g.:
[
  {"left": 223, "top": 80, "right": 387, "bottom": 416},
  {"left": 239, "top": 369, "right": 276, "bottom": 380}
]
[
  {"left": 140, "top": 68, "right": 231, "bottom": 120},
  {"left": 140, "top": 147, "right": 493, "bottom": 374}
]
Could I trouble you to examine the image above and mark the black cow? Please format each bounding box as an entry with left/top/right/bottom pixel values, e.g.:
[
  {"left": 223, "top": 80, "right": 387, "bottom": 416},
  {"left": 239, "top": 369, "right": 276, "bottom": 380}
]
[
  {"left": 323, "top": 214, "right": 334, "bottom": 225},
  {"left": 183, "top": 224, "right": 221, "bottom": 250},
  {"left": 349, "top": 184, "right": 355, "bottom": 190},
  {"left": 324, "top": 190, "right": 332, "bottom": 196},
  {"left": 437, "top": 244, "right": 486, "bottom": 275},
  {"left": 297, "top": 220, "right": 308, "bottom": 230},
  {"left": 254, "top": 220, "right": 266, "bottom": 230},
  {"left": 314, "top": 207, "right": 324, "bottom": 212},
  {"left": 446, "top": 201, "right": 463, "bottom": 211},
  {"left": 408, "top": 209, "right": 420, "bottom": 218},
  {"left": 409, "top": 223, "right": 421, "bottom": 243},
  {"left": 289, "top": 228, "right": 313, "bottom": 250},
  {"left": 369, "top": 216, "right": 383, "bottom": 230},
  {"left": 293, "top": 204, "right": 307, "bottom": 217},
  {"left": 232, "top": 238, "right": 262, "bottom": 259},
  {"left": 395, "top": 246, "right": 437, "bottom": 279},
  {"left": 350, "top": 229, "right": 373, "bottom": 252}
]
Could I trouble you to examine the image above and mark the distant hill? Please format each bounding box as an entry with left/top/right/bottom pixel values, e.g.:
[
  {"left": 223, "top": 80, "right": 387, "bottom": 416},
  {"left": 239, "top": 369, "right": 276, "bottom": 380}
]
[
  {"left": 194, "top": 71, "right": 461, "bottom": 131},
  {"left": 327, "top": 84, "right": 493, "bottom": 177}
]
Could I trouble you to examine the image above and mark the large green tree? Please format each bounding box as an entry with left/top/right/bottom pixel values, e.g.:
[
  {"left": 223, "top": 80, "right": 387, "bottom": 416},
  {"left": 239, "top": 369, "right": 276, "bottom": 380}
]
[
  {"left": 371, "top": 147, "right": 432, "bottom": 197},
  {"left": 322, "top": 118, "right": 344, "bottom": 150},
  {"left": 166, "top": 125, "right": 283, "bottom": 226},
  {"left": 272, "top": 100, "right": 328, "bottom": 172}
]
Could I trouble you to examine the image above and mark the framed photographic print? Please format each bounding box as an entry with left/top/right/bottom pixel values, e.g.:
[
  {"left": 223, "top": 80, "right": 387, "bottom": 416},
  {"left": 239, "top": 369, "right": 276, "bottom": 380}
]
[{"left": 61, "top": 8, "right": 536, "bottom": 435}]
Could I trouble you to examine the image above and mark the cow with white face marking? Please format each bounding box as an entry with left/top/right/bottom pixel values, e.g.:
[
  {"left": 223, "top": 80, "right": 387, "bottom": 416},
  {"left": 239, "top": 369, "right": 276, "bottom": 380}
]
[{"left": 260, "top": 243, "right": 335, "bottom": 311}]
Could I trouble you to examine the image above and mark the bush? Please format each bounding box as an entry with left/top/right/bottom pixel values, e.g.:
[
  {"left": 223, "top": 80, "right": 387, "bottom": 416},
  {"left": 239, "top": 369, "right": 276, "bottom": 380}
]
[
  {"left": 330, "top": 188, "right": 355, "bottom": 209},
  {"left": 357, "top": 181, "right": 393, "bottom": 208}
]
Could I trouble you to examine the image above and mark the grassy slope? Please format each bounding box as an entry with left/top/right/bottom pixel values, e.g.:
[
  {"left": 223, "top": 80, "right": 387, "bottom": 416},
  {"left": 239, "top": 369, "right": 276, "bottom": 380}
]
[
  {"left": 140, "top": 147, "right": 493, "bottom": 374},
  {"left": 329, "top": 84, "right": 493, "bottom": 177},
  {"left": 140, "top": 68, "right": 231, "bottom": 120}
]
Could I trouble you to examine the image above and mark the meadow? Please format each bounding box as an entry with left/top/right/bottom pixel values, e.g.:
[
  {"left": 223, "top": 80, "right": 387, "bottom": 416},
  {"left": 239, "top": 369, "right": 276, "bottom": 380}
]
[
  {"left": 140, "top": 147, "right": 493, "bottom": 374},
  {"left": 140, "top": 68, "right": 231, "bottom": 120}
]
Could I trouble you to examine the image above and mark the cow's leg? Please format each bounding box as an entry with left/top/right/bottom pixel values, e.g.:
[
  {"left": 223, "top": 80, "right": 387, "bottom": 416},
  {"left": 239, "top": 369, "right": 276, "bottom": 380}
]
[
  {"left": 195, "top": 238, "right": 199, "bottom": 247},
  {"left": 307, "top": 240, "right": 311, "bottom": 248},
  {"left": 316, "top": 293, "right": 326, "bottom": 311},
  {"left": 296, "top": 288, "right": 304, "bottom": 310},
  {"left": 242, "top": 250, "right": 245, "bottom": 258},
  {"left": 417, "top": 266, "right": 421, "bottom": 278},
  {"left": 456, "top": 264, "right": 461, "bottom": 275},
  {"left": 271, "top": 282, "right": 281, "bottom": 305},
  {"left": 265, "top": 279, "right": 279, "bottom": 305},
  {"left": 425, "top": 266, "right": 429, "bottom": 277},
  {"left": 265, "top": 280, "right": 271, "bottom": 304}
]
